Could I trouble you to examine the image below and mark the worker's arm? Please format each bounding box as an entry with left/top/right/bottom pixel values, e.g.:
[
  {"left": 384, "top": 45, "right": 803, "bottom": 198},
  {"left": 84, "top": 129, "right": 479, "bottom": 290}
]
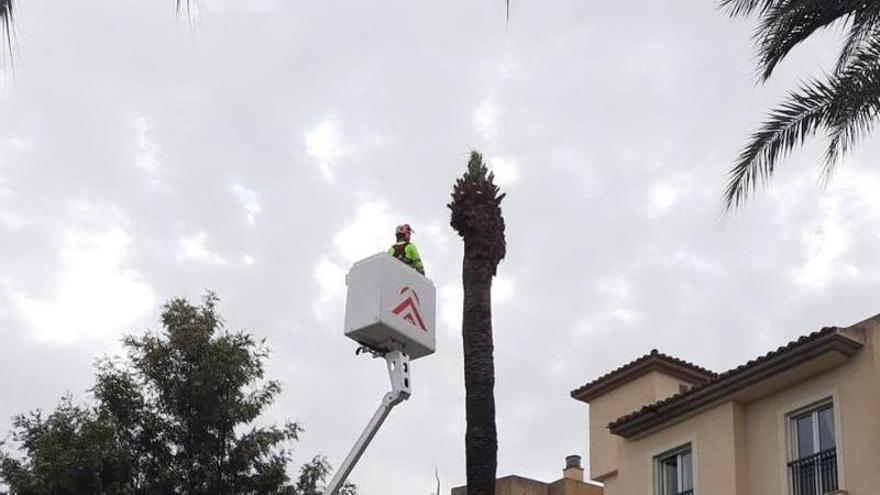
[{"left": 405, "top": 243, "right": 425, "bottom": 275}]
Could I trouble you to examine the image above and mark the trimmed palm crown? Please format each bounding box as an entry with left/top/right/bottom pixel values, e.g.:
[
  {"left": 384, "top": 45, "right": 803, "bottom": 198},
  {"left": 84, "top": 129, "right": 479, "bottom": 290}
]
[
  {"left": 449, "top": 151, "right": 507, "bottom": 266},
  {"left": 723, "top": 0, "right": 880, "bottom": 209}
]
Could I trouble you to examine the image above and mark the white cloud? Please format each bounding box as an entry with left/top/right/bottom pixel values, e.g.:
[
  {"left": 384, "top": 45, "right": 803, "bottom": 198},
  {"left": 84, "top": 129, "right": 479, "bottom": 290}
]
[
  {"left": 648, "top": 182, "right": 679, "bottom": 216},
  {"left": 792, "top": 199, "right": 855, "bottom": 288},
  {"left": 0, "top": 165, "right": 24, "bottom": 229},
  {"left": 592, "top": 273, "right": 642, "bottom": 326},
  {"left": 332, "top": 201, "right": 394, "bottom": 263},
  {"left": 178, "top": 231, "right": 227, "bottom": 264},
  {"left": 314, "top": 257, "right": 346, "bottom": 298},
  {"left": 439, "top": 283, "right": 463, "bottom": 336},
  {"left": 229, "top": 179, "right": 262, "bottom": 225},
  {"left": 132, "top": 116, "right": 166, "bottom": 189},
  {"left": 7, "top": 227, "right": 155, "bottom": 343},
  {"left": 312, "top": 200, "right": 395, "bottom": 319},
  {"left": 201, "top": 0, "right": 283, "bottom": 14},
  {"left": 312, "top": 257, "right": 347, "bottom": 320},
  {"left": 623, "top": 40, "right": 682, "bottom": 96},
  {"left": 304, "top": 119, "right": 346, "bottom": 183},
  {"left": 492, "top": 275, "right": 515, "bottom": 305},
  {"left": 489, "top": 156, "right": 519, "bottom": 187},
  {"left": 781, "top": 167, "right": 880, "bottom": 289},
  {"left": 595, "top": 273, "right": 633, "bottom": 302},
  {"left": 474, "top": 98, "right": 499, "bottom": 144},
  {"left": 0, "top": 209, "right": 25, "bottom": 229}
]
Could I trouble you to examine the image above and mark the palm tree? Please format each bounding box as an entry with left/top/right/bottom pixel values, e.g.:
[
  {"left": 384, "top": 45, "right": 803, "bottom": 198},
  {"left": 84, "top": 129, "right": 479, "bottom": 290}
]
[
  {"left": 448, "top": 151, "right": 507, "bottom": 495},
  {"left": 721, "top": 0, "right": 880, "bottom": 209}
]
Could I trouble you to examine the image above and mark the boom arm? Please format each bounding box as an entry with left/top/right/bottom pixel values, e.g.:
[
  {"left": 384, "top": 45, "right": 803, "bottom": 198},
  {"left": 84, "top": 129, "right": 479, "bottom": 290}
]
[{"left": 323, "top": 350, "right": 411, "bottom": 495}]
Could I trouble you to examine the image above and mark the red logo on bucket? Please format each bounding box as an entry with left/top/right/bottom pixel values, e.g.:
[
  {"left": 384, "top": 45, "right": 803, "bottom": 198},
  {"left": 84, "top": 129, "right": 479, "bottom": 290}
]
[{"left": 392, "top": 286, "right": 427, "bottom": 332}]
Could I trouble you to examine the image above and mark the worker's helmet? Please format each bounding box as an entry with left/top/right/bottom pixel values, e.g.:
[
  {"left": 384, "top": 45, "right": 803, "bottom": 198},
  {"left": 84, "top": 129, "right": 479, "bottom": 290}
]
[{"left": 395, "top": 224, "right": 413, "bottom": 237}]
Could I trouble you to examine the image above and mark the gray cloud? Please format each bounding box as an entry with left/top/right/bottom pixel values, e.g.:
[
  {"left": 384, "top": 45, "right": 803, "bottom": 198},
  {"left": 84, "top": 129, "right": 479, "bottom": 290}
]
[{"left": 1, "top": 0, "right": 879, "bottom": 493}]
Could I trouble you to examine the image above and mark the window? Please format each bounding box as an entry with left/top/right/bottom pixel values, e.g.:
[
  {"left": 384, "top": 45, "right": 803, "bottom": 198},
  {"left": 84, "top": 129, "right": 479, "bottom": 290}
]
[
  {"left": 656, "top": 445, "right": 694, "bottom": 495},
  {"left": 788, "top": 401, "right": 838, "bottom": 495}
]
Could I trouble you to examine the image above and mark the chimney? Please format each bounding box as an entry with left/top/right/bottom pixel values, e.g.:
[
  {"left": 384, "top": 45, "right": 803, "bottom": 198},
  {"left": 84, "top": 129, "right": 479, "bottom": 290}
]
[{"left": 563, "top": 455, "right": 584, "bottom": 482}]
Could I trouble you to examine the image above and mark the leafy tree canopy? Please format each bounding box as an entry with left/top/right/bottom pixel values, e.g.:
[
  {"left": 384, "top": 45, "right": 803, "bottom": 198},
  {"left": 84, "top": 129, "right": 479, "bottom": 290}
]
[{"left": 0, "top": 293, "right": 355, "bottom": 495}]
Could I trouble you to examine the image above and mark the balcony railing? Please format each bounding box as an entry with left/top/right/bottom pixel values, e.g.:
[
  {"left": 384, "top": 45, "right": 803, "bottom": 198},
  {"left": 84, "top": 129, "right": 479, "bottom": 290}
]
[{"left": 789, "top": 448, "right": 838, "bottom": 495}]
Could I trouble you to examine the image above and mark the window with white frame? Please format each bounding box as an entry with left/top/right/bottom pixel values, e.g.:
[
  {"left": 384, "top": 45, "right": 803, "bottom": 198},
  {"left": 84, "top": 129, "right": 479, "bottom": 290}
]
[
  {"left": 655, "top": 445, "right": 694, "bottom": 495},
  {"left": 788, "top": 400, "right": 838, "bottom": 495}
]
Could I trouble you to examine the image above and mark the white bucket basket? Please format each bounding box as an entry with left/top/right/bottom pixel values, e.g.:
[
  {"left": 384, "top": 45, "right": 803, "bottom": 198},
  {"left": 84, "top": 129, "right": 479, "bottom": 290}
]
[{"left": 344, "top": 253, "right": 436, "bottom": 360}]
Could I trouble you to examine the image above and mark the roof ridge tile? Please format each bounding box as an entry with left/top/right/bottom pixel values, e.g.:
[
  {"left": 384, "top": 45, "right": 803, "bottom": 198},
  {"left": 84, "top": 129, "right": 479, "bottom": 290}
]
[{"left": 607, "top": 326, "right": 853, "bottom": 435}]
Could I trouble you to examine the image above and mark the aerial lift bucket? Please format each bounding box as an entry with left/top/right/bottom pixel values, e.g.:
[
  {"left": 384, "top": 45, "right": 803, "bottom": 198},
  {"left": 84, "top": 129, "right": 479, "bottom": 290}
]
[{"left": 323, "top": 253, "right": 436, "bottom": 495}]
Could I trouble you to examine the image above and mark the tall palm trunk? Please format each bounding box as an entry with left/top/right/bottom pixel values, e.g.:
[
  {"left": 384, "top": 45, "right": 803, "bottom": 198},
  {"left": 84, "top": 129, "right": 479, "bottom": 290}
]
[{"left": 449, "top": 151, "right": 506, "bottom": 495}]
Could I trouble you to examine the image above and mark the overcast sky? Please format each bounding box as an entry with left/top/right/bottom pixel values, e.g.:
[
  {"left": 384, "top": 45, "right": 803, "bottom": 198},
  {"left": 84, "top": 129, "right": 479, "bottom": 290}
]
[{"left": 1, "top": 0, "right": 879, "bottom": 493}]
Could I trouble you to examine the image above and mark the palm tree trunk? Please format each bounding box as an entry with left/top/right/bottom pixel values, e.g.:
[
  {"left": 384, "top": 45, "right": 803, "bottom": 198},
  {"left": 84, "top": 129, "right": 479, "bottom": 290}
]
[
  {"left": 450, "top": 151, "right": 506, "bottom": 495},
  {"left": 462, "top": 252, "right": 497, "bottom": 495}
]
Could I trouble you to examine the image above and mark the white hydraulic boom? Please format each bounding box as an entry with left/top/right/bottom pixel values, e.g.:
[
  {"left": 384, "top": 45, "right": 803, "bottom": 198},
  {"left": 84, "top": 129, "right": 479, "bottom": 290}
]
[
  {"left": 322, "top": 350, "right": 412, "bottom": 495},
  {"left": 325, "top": 253, "right": 436, "bottom": 494}
]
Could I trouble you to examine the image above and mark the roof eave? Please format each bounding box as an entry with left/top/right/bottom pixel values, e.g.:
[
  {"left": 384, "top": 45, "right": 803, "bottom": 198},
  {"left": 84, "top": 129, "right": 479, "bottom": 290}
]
[
  {"left": 609, "top": 330, "right": 863, "bottom": 438},
  {"left": 571, "top": 354, "right": 716, "bottom": 403}
]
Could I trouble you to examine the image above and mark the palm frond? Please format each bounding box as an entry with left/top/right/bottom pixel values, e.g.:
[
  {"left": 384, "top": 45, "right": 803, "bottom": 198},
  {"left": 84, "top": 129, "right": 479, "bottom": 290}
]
[
  {"left": 1, "top": 0, "right": 13, "bottom": 59},
  {"left": 724, "top": 80, "right": 835, "bottom": 209},
  {"left": 176, "top": 0, "right": 194, "bottom": 19},
  {"left": 719, "top": 0, "right": 785, "bottom": 17},
  {"left": 835, "top": 10, "right": 880, "bottom": 74},
  {"left": 822, "top": 37, "right": 880, "bottom": 177},
  {"left": 755, "top": 0, "right": 859, "bottom": 81},
  {"left": 722, "top": 0, "right": 880, "bottom": 209}
]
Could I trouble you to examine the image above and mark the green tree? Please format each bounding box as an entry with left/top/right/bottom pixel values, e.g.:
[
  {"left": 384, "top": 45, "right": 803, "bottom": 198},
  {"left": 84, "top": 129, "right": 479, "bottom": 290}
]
[
  {"left": 722, "top": 0, "right": 880, "bottom": 209},
  {"left": 0, "top": 293, "right": 356, "bottom": 495},
  {"left": 448, "top": 151, "right": 507, "bottom": 495}
]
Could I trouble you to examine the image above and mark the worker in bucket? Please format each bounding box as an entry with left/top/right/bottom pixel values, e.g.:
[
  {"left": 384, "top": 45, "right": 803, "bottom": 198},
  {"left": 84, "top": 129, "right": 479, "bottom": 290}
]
[{"left": 388, "top": 224, "right": 425, "bottom": 275}]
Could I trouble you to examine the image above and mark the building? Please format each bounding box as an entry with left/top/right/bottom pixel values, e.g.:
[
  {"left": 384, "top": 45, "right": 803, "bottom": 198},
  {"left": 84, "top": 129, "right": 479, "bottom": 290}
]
[
  {"left": 451, "top": 455, "right": 604, "bottom": 495},
  {"left": 570, "top": 313, "right": 880, "bottom": 495}
]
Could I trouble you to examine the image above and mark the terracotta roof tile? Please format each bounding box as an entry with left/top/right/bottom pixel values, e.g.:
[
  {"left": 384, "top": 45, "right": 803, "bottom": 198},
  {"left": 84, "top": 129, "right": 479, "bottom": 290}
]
[
  {"left": 608, "top": 326, "right": 864, "bottom": 437},
  {"left": 570, "top": 349, "right": 717, "bottom": 403}
]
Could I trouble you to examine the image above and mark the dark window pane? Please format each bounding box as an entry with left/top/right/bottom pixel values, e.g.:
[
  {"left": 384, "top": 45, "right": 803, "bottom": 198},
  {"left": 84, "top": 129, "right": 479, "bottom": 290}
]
[
  {"left": 818, "top": 407, "right": 835, "bottom": 451},
  {"left": 680, "top": 451, "right": 693, "bottom": 490},
  {"left": 661, "top": 456, "right": 678, "bottom": 495},
  {"left": 796, "top": 415, "right": 815, "bottom": 458}
]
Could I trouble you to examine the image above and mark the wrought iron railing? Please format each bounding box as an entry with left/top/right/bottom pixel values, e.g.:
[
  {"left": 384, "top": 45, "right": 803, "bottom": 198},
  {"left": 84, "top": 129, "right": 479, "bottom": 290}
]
[{"left": 789, "top": 448, "right": 838, "bottom": 495}]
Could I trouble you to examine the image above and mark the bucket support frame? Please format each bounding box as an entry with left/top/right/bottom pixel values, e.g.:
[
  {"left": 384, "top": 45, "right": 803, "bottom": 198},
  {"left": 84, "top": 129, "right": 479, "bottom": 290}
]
[{"left": 322, "top": 350, "right": 411, "bottom": 495}]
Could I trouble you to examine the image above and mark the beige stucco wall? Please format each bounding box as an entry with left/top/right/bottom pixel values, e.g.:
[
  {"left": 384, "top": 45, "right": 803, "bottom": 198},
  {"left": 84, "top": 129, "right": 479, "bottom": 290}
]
[
  {"left": 588, "top": 371, "right": 695, "bottom": 481},
  {"left": 599, "top": 475, "right": 620, "bottom": 495},
  {"left": 598, "top": 316, "right": 880, "bottom": 495},
  {"left": 743, "top": 323, "right": 880, "bottom": 495},
  {"left": 451, "top": 475, "right": 603, "bottom": 495},
  {"left": 549, "top": 478, "right": 604, "bottom": 495},
  {"left": 451, "top": 476, "right": 549, "bottom": 495},
  {"left": 614, "top": 401, "right": 744, "bottom": 495}
]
